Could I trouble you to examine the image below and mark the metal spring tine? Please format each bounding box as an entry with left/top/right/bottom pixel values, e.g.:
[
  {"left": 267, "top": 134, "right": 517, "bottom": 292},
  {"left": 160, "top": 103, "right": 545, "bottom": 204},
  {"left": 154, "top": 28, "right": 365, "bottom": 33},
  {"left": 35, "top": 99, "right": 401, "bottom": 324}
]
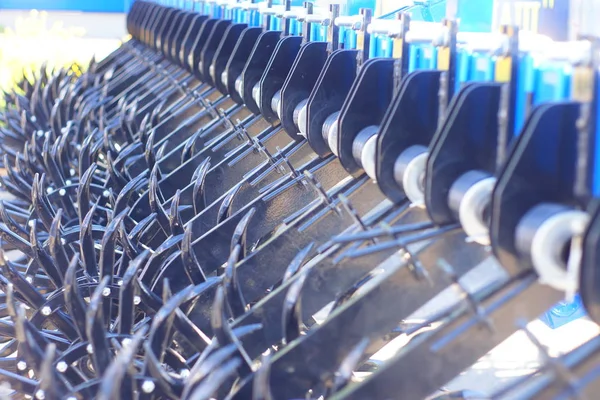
[
  {"left": 182, "top": 344, "right": 239, "bottom": 400},
  {"left": 169, "top": 189, "right": 184, "bottom": 236},
  {"left": 48, "top": 209, "right": 70, "bottom": 277},
  {"left": 149, "top": 165, "right": 170, "bottom": 233},
  {"left": 118, "top": 250, "right": 149, "bottom": 335},
  {"left": 64, "top": 254, "right": 89, "bottom": 340},
  {"left": 36, "top": 343, "right": 70, "bottom": 400},
  {"left": 130, "top": 212, "right": 158, "bottom": 243},
  {"left": 98, "top": 327, "right": 147, "bottom": 400},
  {"left": 192, "top": 157, "right": 211, "bottom": 215},
  {"left": 143, "top": 340, "right": 185, "bottom": 399},
  {"left": 251, "top": 353, "right": 273, "bottom": 400},
  {"left": 145, "top": 129, "right": 158, "bottom": 172},
  {"left": 140, "top": 234, "right": 184, "bottom": 287},
  {"left": 211, "top": 287, "right": 253, "bottom": 374},
  {"left": 80, "top": 200, "right": 100, "bottom": 277},
  {"left": 118, "top": 220, "right": 141, "bottom": 265},
  {"left": 230, "top": 208, "right": 256, "bottom": 260},
  {"left": 77, "top": 163, "right": 98, "bottom": 225},
  {"left": 156, "top": 140, "right": 169, "bottom": 162},
  {"left": 99, "top": 207, "right": 130, "bottom": 283},
  {"left": 217, "top": 182, "right": 244, "bottom": 225},
  {"left": 186, "top": 358, "right": 243, "bottom": 400},
  {"left": 0, "top": 200, "right": 29, "bottom": 240},
  {"left": 85, "top": 276, "right": 112, "bottom": 376},
  {"left": 325, "top": 338, "right": 370, "bottom": 397},
  {"left": 32, "top": 174, "right": 56, "bottom": 231},
  {"left": 282, "top": 268, "right": 310, "bottom": 346},
  {"left": 30, "top": 219, "right": 64, "bottom": 288},
  {"left": 114, "top": 172, "right": 147, "bottom": 217},
  {"left": 223, "top": 245, "right": 248, "bottom": 319},
  {"left": 106, "top": 151, "right": 129, "bottom": 194},
  {"left": 42, "top": 135, "right": 66, "bottom": 189},
  {"left": 182, "top": 223, "right": 207, "bottom": 285}
]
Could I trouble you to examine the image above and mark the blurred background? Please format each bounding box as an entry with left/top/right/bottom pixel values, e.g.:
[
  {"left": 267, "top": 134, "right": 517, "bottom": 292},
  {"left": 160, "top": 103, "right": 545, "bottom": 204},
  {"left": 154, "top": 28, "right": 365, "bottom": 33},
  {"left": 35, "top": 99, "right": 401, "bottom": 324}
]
[{"left": 0, "top": 0, "right": 134, "bottom": 96}]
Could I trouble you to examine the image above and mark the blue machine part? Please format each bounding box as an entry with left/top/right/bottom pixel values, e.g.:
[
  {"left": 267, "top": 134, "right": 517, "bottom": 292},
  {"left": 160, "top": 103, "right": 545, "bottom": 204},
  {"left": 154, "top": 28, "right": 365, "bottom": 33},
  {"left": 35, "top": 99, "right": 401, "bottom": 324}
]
[{"left": 540, "top": 295, "right": 588, "bottom": 329}]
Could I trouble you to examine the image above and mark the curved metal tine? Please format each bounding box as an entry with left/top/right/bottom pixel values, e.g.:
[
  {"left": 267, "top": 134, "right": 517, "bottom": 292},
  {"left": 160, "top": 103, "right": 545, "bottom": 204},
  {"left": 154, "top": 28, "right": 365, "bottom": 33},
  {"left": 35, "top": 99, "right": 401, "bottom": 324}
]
[
  {"left": 106, "top": 151, "right": 129, "bottom": 194},
  {"left": 330, "top": 275, "right": 561, "bottom": 400},
  {"left": 48, "top": 209, "right": 70, "bottom": 277},
  {"left": 169, "top": 189, "right": 185, "bottom": 236},
  {"left": 281, "top": 268, "right": 310, "bottom": 346},
  {"left": 80, "top": 200, "right": 100, "bottom": 277},
  {"left": 0, "top": 204, "right": 30, "bottom": 246},
  {"left": 230, "top": 208, "right": 256, "bottom": 260},
  {"left": 324, "top": 338, "right": 370, "bottom": 398},
  {"left": 149, "top": 165, "right": 170, "bottom": 234},
  {"left": 223, "top": 245, "right": 247, "bottom": 318},
  {"left": 217, "top": 181, "right": 244, "bottom": 225},
  {"left": 64, "top": 254, "right": 89, "bottom": 340},
  {"left": 30, "top": 219, "right": 65, "bottom": 289},
  {"left": 85, "top": 276, "right": 112, "bottom": 377},
  {"left": 118, "top": 250, "right": 150, "bottom": 335},
  {"left": 36, "top": 343, "right": 71, "bottom": 400},
  {"left": 181, "top": 220, "right": 207, "bottom": 283},
  {"left": 77, "top": 163, "right": 98, "bottom": 225},
  {"left": 281, "top": 243, "right": 314, "bottom": 285},
  {"left": 143, "top": 340, "right": 186, "bottom": 400},
  {"left": 192, "top": 157, "right": 211, "bottom": 215},
  {"left": 186, "top": 358, "right": 242, "bottom": 400},
  {"left": 140, "top": 233, "right": 184, "bottom": 289},
  {"left": 98, "top": 327, "right": 147, "bottom": 400},
  {"left": 182, "top": 344, "right": 239, "bottom": 400},
  {"left": 211, "top": 287, "right": 253, "bottom": 374},
  {"left": 31, "top": 174, "right": 56, "bottom": 232},
  {"left": 249, "top": 353, "right": 274, "bottom": 400},
  {"left": 114, "top": 171, "right": 148, "bottom": 217},
  {"left": 99, "top": 207, "right": 130, "bottom": 282}
]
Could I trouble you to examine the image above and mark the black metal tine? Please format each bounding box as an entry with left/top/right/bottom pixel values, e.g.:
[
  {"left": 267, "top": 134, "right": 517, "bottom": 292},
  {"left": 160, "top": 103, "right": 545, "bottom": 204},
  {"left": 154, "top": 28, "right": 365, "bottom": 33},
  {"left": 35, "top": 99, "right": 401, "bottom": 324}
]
[
  {"left": 282, "top": 267, "right": 310, "bottom": 346},
  {"left": 192, "top": 157, "right": 211, "bottom": 215},
  {"left": 48, "top": 209, "right": 70, "bottom": 273},
  {"left": 119, "top": 220, "right": 141, "bottom": 264},
  {"left": 31, "top": 174, "right": 56, "bottom": 232},
  {"left": 182, "top": 223, "right": 207, "bottom": 284},
  {"left": 217, "top": 182, "right": 244, "bottom": 224},
  {"left": 98, "top": 326, "right": 147, "bottom": 400},
  {"left": 0, "top": 200, "right": 29, "bottom": 241},
  {"left": 182, "top": 344, "right": 239, "bottom": 400},
  {"left": 251, "top": 353, "right": 273, "bottom": 400},
  {"left": 211, "top": 287, "right": 253, "bottom": 373},
  {"left": 223, "top": 245, "right": 248, "bottom": 318},
  {"left": 30, "top": 219, "right": 64, "bottom": 288},
  {"left": 143, "top": 340, "right": 185, "bottom": 399},
  {"left": 140, "top": 234, "right": 184, "bottom": 287},
  {"left": 186, "top": 358, "right": 242, "bottom": 400},
  {"left": 325, "top": 338, "right": 370, "bottom": 397},
  {"left": 99, "top": 207, "right": 129, "bottom": 282},
  {"left": 118, "top": 250, "right": 150, "bottom": 335},
  {"left": 77, "top": 163, "right": 98, "bottom": 225},
  {"left": 281, "top": 243, "right": 314, "bottom": 285},
  {"left": 0, "top": 217, "right": 33, "bottom": 256},
  {"left": 149, "top": 165, "right": 170, "bottom": 234},
  {"left": 169, "top": 189, "right": 185, "bottom": 236},
  {"left": 230, "top": 208, "right": 256, "bottom": 260},
  {"left": 129, "top": 212, "right": 157, "bottom": 243},
  {"left": 106, "top": 151, "right": 129, "bottom": 194},
  {"left": 145, "top": 129, "right": 158, "bottom": 173},
  {"left": 80, "top": 200, "right": 100, "bottom": 277},
  {"left": 36, "top": 343, "right": 70, "bottom": 400},
  {"left": 64, "top": 254, "right": 89, "bottom": 340},
  {"left": 85, "top": 276, "right": 112, "bottom": 377}
]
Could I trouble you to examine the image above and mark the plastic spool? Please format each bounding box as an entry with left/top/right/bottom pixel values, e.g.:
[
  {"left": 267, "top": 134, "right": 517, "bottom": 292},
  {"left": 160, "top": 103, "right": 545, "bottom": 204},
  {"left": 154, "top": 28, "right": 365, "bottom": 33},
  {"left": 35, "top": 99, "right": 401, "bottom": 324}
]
[
  {"left": 448, "top": 171, "right": 496, "bottom": 246},
  {"left": 235, "top": 75, "right": 244, "bottom": 98},
  {"left": 393, "top": 145, "right": 428, "bottom": 207},
  {"left": 516, "top": 204, "right": 590, "bottom": 293},
  {"left": 221, "top": 70, "right": 229, "bottom": 88},
  {"left": 294, "top": 99, "right": 309, "bottom": 137},
  {"left": 272, "top": 90, "right": 283, "bottom": 118},
  {"left": 252, "top": 82, "right": 261, "bottom": 107},
  {"left": 322, "top": 111, "right": 340, "bottom": 156},
  {"left": 351, "top": 125, "right": 379, "bottom": 180}
]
